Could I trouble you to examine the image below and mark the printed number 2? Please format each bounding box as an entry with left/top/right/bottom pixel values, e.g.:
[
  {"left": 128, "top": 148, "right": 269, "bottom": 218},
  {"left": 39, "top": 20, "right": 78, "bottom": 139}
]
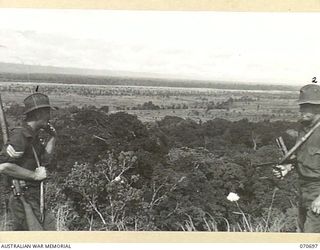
[{"left": 312, "top": 77, "right": 318, "bottom": 83}]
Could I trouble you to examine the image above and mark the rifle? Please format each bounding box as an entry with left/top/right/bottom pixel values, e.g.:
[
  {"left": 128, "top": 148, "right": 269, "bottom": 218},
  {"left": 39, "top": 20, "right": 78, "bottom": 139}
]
[
  {"left": 0, "top": 95, "right": 9, "bottom": 230},
  {"left": 32, "top": 146, "right": 44, "bottom": 223},
  {"left": 273, "top": 136, "right": 292, "bottom": 178},
  {"left": 253, "top": 137, "right": 290, "bottom": 169},
  {"left": 254, "top": 120, "right": 320, "bottom": 170},
  {"left": 276, "top": 136, "right": 288, "bottom": 155},
  {"left": 279, "top": 120, "right": 320, "bottom": 164},
  {"left": 0, "top": 95, "right": 9, "bottom": 143},
  {"left": 0, "top": 94, "right": 43, "bottom": 230}
]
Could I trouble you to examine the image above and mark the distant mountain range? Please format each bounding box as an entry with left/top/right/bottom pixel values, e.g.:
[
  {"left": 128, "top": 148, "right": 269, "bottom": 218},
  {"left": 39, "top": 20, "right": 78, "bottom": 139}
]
[{"left": 0, "top": 62, "right": 190, "bottom": 80}]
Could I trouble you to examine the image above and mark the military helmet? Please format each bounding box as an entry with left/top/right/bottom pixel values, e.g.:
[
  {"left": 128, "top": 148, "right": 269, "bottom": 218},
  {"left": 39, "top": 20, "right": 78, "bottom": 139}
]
[
  {"left": 298, "top": 84, "right": 320, "bottom": 105},
  {"left": 23, "top": 93, "right": 55, "bottom": 114}
]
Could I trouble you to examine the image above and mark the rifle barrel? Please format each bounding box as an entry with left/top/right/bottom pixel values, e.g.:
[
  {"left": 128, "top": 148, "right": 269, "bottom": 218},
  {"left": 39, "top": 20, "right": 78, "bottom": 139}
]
[
  {"left": 253, "top": 161, "right": 277, "bottom": 167},
  {"left": 0, "top": 95, "right": 9, "bottom": 144},
  {"left": 279, "top": 121, "right": 320, "bottom": 164}
]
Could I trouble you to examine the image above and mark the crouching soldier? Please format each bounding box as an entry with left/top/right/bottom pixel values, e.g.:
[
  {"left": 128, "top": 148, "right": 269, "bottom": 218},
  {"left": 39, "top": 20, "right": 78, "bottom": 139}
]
[
  {"left": 273, "top": 84, "right": 320, "bottom": 233},
  {"left": 0, "top": 93, "right": 57, "bottom": 231}
]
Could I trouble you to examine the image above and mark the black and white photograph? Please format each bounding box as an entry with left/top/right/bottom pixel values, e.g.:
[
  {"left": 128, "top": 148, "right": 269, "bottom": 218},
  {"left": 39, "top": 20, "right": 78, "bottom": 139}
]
[{"left": 0, "top": 8, "right": 320, "bottom": 233}]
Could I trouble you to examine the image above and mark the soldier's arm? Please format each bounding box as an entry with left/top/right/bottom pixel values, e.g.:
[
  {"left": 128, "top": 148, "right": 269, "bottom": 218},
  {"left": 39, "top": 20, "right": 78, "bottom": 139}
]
[
  {"left": 0, "top": 128, "right": 46, "bottom": 180},
  {"left": 0, "top": 162, "right": 46, "bottom": 181}
]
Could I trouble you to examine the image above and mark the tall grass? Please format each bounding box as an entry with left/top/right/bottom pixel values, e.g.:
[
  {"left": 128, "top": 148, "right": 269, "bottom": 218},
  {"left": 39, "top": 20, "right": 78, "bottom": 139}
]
[
  {"left": 179, "top": 189, "right": 298, "bottom": 232},
  {"left": 56, "top": 204, "right": 70, "bottom": 231},
  {"left": 178, "top": 207, "right": 297, "bottom": 232}
]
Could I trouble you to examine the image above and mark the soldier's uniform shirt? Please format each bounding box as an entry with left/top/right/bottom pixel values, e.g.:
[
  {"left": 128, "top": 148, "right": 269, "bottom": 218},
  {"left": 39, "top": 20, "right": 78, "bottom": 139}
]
[
  {"left": 0, "top": 123, "right": 55, "bottom": 230},
  {"left": 296, "top": 126, "right": 320, "bottom": 232},
  {"left": 0, "top": 124, "right": 44, "bottom": 183}
]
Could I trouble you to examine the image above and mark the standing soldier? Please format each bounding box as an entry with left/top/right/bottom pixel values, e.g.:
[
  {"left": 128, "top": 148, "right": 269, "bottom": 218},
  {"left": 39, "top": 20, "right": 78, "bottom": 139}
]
[
  {"left": 273, "top": 84, "right": 320, "bottom": 233},
  {"left": 0, "top": 93, "right": 57, "bottom": 230}
]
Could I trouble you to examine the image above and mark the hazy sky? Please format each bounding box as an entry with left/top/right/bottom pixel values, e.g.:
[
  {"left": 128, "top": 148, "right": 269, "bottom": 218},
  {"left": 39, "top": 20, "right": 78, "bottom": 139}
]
[{"left": 0, "top": 9, "right": 319, "bottom": 85}]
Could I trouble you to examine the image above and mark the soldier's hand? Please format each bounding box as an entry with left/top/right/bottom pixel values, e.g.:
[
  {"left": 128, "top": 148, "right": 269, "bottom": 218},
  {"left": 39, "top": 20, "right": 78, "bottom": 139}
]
[
  {"left": 45, "top": 123, "right": 57, "bottom": 137},
  {"left": 33, "top": 166, "right": 47, "bottom": 181},
  {"left": 311, "top": 196, "right": 320, "bottom": 214},
  {"left": 272, "top": 164, "right": 293, "bottom": 179}
]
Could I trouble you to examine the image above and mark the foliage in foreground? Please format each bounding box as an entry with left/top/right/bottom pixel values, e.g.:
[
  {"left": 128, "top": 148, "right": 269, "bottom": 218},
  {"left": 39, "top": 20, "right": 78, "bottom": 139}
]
[{"left": 1, "top": 105, "right": 301, "bottom": 231}]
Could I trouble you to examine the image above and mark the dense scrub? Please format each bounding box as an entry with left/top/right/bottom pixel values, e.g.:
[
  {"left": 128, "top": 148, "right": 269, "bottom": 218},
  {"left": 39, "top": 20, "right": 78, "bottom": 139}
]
[{"left": 3, "top": 105, "right": 300, "bottom": 231}]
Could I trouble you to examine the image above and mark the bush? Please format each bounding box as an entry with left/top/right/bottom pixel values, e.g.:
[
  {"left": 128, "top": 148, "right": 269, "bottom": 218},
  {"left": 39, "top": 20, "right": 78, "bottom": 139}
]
[
  {"left": 5, "top": 105, "right": 299, "bottom": 231},
  {"left": 60, "top": 151, "right": 158, "bottom": 230}
]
